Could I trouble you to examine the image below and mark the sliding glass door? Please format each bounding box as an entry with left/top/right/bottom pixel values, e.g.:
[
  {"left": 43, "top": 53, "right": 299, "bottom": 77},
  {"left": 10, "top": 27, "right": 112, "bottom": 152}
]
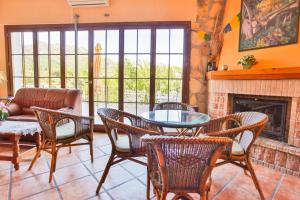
[{"left": 6, "top": 22, "right": 190, "bottom": 127}]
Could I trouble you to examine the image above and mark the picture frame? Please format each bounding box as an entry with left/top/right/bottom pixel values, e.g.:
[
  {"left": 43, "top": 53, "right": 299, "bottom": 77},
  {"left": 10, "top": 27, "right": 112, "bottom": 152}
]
[{"left": 239, "top": 0, "right": 300, "bottom": 51}]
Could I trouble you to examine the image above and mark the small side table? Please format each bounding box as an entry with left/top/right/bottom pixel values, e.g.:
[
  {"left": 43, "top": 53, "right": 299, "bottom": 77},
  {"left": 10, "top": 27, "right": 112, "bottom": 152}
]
[{"left": 0, "top": 121, "right": 41, "bottom": 170}]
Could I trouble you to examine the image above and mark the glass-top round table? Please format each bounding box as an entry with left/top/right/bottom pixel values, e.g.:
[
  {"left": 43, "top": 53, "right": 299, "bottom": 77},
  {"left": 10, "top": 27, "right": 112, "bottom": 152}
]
[{"left": 141, "top": 110, "right": 210, "bottom": 135}]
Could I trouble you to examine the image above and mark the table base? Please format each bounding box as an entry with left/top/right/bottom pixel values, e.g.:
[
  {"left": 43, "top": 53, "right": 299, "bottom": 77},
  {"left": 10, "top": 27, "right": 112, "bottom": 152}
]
[{"left": 0, "top": 133, "right": 41, "bottom": 170}]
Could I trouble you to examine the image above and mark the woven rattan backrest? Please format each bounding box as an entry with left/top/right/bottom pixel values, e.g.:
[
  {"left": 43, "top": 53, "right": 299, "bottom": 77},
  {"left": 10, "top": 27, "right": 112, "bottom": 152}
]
[
  {"left": 32, "top": 108, "right": 55, "bottom": 140},
  {"left": 98, "top": 108, "right": 159, "bottom": 153},
  {"left": 153, "top": 102, "right": 195, "bottom": 112},
  {"left": 142, "top": 136, "right": 232, "bottom": 190}
]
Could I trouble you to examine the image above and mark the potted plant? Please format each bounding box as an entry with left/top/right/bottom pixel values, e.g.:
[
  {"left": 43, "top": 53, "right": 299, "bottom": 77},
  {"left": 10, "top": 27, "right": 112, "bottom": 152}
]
[
  {"left": 0, "top": 104, "right": 9, "bottom": 121},
  {"left": 238, "top": 55, "right": 257, "bottom": 69},
  {"left": 0, "top": 70, "right": 9, "bottom": 120}
]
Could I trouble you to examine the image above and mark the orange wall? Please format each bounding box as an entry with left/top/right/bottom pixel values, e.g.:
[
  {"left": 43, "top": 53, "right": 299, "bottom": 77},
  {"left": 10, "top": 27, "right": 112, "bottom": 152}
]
[
  {"left": 0, "top": 0, "right": 197, "bottom": 96},
  {"left": 219, "top": 0, "right": 300, "bottom": 70}
]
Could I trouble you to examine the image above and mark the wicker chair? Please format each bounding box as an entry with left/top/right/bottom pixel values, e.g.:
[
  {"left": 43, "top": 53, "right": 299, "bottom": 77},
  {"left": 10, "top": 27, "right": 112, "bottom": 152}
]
[
  {"left": 28, "top": 106, "right": 94, "bottom": 182},
  {"left": 204, "top": 112, "right": 268, "bottom": 200},
  {"left": 142, "top": 135, "right": 232, "bottom": 200},
  {"left": 96, "top": 108, "right": 160, "bottom": 197},
  {"left": 153, "top": 102, "right": 195, "bottom": 112}
]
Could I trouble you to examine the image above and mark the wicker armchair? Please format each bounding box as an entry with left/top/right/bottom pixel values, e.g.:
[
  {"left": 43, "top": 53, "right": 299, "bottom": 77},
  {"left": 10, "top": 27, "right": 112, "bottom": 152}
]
[
  {"left": 28, "top": 106, "right": 94, "bottom": 182},
  {"left": 96, "top": 108, "right": 160, "bottom": 197},
  {"left": 153, "top": 102, "right": 195, "bottom": 112},
  {"left": 142, "top": 135, "right": 232, "bottom": 200},
  {"left": 204, "top": 112, "right": 268, "bottom": 200}
]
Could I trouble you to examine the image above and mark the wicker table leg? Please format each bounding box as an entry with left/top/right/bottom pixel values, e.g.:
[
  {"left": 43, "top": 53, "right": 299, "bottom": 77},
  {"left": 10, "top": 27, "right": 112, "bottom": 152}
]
[{"left": 11, "top": 135, "right": 21, "bottom": 170}]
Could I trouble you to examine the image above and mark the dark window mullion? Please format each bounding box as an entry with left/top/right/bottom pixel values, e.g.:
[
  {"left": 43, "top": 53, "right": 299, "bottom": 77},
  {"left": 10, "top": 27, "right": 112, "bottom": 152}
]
[
  {"left": 75, "top": 30, "right": 78, "bottom": 88},
  {"left": 33, "top": 31, "right": 39, "bottom": 87},
  {"left": 48, "top": 31, "right": 51, "bottom": 88},
  {"left": 149, "top": 28, "right": 156, "bottom": 110},
  {"left": 88, "top": 29, "right": 94, "bottom": 117},
  {"left": 60, "top": 30, "right": 65, "bottom": 88},
  {"left": 21, "top": 32, "right": 25, "bottom": 88},
  {"left": 119, "top": 28, "right": 124, "bottom": 111},
  {"left": 182, "top": 25, "right": 191, "bottom": 103},
  {"left": 135, "top": 29, "right": 138, "bottom": 114},
  {"left": 168, "top": 29, "right": 171, "bottom": 102}
]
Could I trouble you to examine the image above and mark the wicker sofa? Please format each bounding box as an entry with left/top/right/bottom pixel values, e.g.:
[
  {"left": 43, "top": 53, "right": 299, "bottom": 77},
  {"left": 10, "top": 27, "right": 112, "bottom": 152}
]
[{"left": 5, "top": 88, "right": 82, "bottom": 122}]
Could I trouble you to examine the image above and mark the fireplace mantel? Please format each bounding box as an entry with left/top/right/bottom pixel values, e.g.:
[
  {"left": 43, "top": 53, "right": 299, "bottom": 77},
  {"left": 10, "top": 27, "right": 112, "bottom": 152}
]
[{"left": 206, "top": 67, "right": 300, "bottom": 80}]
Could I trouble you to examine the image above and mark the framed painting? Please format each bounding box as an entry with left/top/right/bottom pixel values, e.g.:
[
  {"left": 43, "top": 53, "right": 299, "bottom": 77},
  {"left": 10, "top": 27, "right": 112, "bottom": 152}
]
[{"left": 239, "top": 0, "right": 300, "bottom": 51}]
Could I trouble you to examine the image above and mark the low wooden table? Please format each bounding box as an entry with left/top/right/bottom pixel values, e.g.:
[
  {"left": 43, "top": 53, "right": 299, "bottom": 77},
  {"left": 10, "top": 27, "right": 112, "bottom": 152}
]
[{"left": 0, "top": 121, "right": 41, "bottom": 170}]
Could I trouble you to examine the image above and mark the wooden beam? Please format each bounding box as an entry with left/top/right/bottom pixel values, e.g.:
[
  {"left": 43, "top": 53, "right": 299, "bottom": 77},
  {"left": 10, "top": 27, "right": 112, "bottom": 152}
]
[{"left": 206, "top": 67, "right": 300, "bottom": 80}]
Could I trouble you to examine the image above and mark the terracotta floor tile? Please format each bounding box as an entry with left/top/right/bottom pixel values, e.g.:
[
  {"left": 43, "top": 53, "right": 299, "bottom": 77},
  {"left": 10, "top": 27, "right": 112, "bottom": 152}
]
[
  {"left": 22, "top": 188, "right": 60, "bottom": 200},
  {"left": 83, "top": 155, "right": 110, "bottom": 173},
  {"left": 59, "top": 176, "right": 99, "bottom": 200},
  {"left": 48, "top": 150, "right": 81, "bottom": 169},
  {"left": 107, "top": 179, "right": 147, "bottom": 200},
  {"left": 253, "top": 163, "right": 282, "bottom": 181},
  {"left": 2, "top": 135, "right": 300, "bottom": 200},
  {"left": 0, "top": 161, "right": 11, "bottom": 171},
  {"left": 226, "top": 172, "right": 277, "bottom": 199},
  {"left": 273, "top": 186, "right": 300, "bottom": 200},
  {"left": 98, "top": 145, "right": 112, "bottom": 155},
  {"left": 0, "top": 169, "right": 11, "bottom": 186},
  {"left": 12, "top": 156, "right": 49, "bottom": 182},
  {"left": 94, "top": 165, "right": 134, "bottom": 190},
  {"left": 11, "top": 173, "right": 55, "bottom": 199},
  {"left": 280, "top": 174, "right": 300, "bottom": 193},
  {"left": 54, "top": 163, "right": 90, "bottom": 185},
  {"left": 215, "top": 186, "right": 260, "bottom": 200},
  {"left": 93, "top": 134, "right": 111, "bottom": 147},
  {"left": 71, "top": 139, "right": 91, "bottom": 152},
  {"left": 86, "top": 192, "right": 113, "bottom": 200},
  {"left": 120, "top": 161, "right": 147, "bottom": 177},
  {"left": 76, "top": 147, "right": 105, "bottom": 162},
  {"left": 0, "top": 184, "right": 9, "bottom": 200}
]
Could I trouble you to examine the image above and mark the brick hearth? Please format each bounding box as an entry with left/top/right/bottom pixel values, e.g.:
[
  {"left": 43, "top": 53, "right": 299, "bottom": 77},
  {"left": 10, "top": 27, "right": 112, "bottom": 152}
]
[{"left": 207, "top": 79, "right": 300, "bottom": 176}]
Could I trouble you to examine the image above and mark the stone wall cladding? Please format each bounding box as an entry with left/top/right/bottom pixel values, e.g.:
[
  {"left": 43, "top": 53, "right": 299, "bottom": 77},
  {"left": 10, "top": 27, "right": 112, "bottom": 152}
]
[{"left": 190, "top": 0, "right": 226, "bottom": 112}]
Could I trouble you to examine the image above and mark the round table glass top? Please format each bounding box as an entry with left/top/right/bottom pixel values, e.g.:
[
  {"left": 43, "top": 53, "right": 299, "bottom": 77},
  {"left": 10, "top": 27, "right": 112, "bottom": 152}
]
[{"left": 141, "top": 110, "right": 210, "bottom": 128}]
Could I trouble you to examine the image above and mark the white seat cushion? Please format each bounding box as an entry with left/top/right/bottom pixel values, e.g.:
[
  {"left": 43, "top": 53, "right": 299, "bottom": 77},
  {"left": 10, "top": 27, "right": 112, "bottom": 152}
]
[
  {"left": 115, "top": 135, "right": 130, "bottom": 152},
  {"left": 232, "top": 141, "right": 245, "bottom": 156},
  {"left": 56, "top": 122, "right": 75, "bottom": 139}
]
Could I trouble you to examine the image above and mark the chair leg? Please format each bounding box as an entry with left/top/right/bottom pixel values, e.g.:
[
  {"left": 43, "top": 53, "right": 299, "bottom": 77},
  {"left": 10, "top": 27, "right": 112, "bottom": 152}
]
[
  {"left": 160, "top": 191, "right": 167, "bottom": 200},
  {"left": 69, "top": 145, "right": 72, "bottom": 154},
  {"left": 246, "top": 158, "right": 265, "bottom": 200},
  {"left": 28, "top": 140, "right": 45, "bottom": 170},
  {"left": 146, "top": 170, "right": 150, "bottom": 200},
  {"left": 49, "top": 143, "right": 57, "bottom": 183},
  {"left": 89, "top": 139, "right": 94, "bottom": 163},
  {"left": 96, "top": 153, "right": 115, "bottom": 194},
  {"left": 200, "top": 192, "right": 207, "bottom": 200}
]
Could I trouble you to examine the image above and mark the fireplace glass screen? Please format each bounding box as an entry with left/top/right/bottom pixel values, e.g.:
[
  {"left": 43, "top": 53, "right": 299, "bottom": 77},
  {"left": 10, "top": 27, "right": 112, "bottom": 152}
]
[{"left": 233, "top": 96, "right": 287, "bottom": 141}]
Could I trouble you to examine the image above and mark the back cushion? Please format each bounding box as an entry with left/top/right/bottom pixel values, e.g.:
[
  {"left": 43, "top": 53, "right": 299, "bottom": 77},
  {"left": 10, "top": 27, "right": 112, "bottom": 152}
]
[
  {"left": 43, "top": 89, "right": 68, "bottom": 109},
  {"left": 14, "top": 88, "right": 68, "bottom": 111}
]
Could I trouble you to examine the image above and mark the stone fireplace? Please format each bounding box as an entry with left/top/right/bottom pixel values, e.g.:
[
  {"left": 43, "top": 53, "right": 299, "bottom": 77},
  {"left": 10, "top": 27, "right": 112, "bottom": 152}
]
[{"left": 207, "top": 76, "right": 300, "bottom": 176}]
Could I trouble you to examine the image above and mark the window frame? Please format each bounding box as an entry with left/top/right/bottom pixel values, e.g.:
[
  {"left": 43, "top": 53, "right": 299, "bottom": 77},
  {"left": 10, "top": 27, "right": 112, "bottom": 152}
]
[{"left": 5, "top": 21, "right": 191, "bottom": 116}]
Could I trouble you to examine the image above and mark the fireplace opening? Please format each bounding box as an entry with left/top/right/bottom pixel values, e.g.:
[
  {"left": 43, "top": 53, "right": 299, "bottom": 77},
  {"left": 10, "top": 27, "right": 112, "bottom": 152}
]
[{"left": 231, "top": 95, "right": 289, "bottom": 142}]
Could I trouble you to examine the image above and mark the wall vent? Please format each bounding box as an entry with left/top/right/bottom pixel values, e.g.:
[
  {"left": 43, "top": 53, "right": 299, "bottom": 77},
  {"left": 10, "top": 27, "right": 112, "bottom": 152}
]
[{"left": 67, "top": 0, "right": 109, "bottom": 7}]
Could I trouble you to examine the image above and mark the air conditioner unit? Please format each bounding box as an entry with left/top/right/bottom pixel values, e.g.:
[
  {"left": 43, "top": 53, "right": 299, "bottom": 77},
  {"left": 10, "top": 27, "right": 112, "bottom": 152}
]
[{"left": 67, "top": 0, "right": 109, "bottom": 7}]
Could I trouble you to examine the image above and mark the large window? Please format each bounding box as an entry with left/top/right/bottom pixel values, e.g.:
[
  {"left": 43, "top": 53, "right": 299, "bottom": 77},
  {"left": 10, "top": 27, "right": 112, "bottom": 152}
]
[{"left": 6, "top": 22, "right": 190, "bottom": 125}]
